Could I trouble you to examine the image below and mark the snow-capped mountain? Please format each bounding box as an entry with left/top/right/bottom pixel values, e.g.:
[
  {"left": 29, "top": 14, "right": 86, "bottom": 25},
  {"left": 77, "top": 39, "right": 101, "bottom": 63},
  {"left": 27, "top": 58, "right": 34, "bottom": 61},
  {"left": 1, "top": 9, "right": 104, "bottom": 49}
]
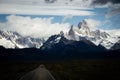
[
  {"left": 41, "top": 34, "right": 62, "bottom": 50},
  {"left": 64, "top": 20, "right": 119, "bottom": 49},
  {"left": 0, "top": 20, "right": 119, "bottom": 49},
  {"left": 41, "top": 33, "right": 105, "bottom": 55},
  {"left": 66, "top": 20, "right": 119, "bottom": 49},
  {"left": 0, "top": 30, "right": 45, "bottom": 48}
]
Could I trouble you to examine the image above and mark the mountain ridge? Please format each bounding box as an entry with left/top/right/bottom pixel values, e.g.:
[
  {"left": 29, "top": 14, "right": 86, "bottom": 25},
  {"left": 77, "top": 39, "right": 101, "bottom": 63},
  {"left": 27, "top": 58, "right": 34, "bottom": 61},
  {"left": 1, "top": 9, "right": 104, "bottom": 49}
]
[{"left": 0, "top": 20, "right": 120, "bottom": 50}]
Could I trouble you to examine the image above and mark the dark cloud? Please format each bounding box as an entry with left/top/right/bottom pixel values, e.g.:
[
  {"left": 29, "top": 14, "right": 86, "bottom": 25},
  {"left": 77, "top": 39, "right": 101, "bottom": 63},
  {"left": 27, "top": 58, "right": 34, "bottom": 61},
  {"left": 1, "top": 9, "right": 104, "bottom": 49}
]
[
  {"left": 70, "top": 0, "right": 73, "bottom": 1},
  {"left": 44, "top": 0, "right": 57, "bottom": 3},
  {"left": 92, "top": 0, "right": 120, "bottom": 18},
  {"left": 106, "top": 7, "right": 120, "bottom": 18},
  {"left": 92, "top": 0, "right": 120, "bottom": 5},
  {"left": 112, "top": 0, "right": 120, "bottom": 3}
]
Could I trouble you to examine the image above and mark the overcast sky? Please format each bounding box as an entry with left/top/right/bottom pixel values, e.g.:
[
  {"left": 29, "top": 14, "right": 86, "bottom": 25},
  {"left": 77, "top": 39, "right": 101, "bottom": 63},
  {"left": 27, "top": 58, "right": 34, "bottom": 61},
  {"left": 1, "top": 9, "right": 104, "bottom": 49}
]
[{"left": 0, "top": 0, "right": 120, "bottom": 38}]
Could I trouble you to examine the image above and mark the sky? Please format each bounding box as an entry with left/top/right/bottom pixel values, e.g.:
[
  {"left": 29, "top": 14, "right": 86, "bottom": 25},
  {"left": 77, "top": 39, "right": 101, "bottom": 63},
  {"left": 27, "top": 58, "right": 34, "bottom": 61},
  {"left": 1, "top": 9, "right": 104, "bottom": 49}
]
[{"left": 0, "top": 0, "right": 120, "bottom": 38}]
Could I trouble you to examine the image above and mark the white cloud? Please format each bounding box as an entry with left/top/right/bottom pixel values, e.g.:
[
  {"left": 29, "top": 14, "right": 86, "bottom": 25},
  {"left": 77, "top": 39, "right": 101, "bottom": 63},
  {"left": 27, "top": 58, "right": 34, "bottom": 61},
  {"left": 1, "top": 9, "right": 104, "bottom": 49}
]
[
  {"left": 0, "top": 0, "right": 93, "bottom": 7},
  {"left": 0, "top": 15, "right": 70, "bottom": 38},
  {"left": 0, "top": 0, "right": 95, "bottom": 16},
  {"left": 0, "top": 3, "right": 94, "bottom": 16},
  {"left": 85, "top": 19, "right": 101, "bottom": 30}
]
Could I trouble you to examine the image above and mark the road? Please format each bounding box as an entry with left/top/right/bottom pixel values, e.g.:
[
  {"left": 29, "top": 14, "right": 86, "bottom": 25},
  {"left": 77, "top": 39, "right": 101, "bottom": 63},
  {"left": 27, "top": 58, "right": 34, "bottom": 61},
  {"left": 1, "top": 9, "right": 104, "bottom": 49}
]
[{"left": 19, "top": 64, "right": 55, "bottom": 80}]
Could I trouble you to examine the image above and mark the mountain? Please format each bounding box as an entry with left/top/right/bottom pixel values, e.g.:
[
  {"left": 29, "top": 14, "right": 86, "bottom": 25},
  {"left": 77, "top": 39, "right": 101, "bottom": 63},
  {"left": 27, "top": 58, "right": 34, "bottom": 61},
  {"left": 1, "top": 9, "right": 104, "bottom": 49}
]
[
  {"left": 111, "top": 40, "right": 120, "bottom": 50},
  {"left": 41, "top": 20, "right": 119, "bottom": 50},
  {"left": 0, "top": 20, "right": 119, "bottom": 49},
  {"left": 65, "top": 20, "right": 119, "bottom": 49},
  {"left": 0, "top": 33, "right": 119, "bottom": 62},
  {"left": 0, "top": 30, "right": 45, "bottom": 48},
  {"left": 41, "top": 34, "right": 105, "bottom": 56}
]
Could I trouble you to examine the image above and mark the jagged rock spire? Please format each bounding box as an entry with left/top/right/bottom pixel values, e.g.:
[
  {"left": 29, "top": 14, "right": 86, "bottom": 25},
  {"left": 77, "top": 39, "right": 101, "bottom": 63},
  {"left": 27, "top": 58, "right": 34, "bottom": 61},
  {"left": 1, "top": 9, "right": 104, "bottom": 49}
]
[
  {"left": 68, "top": 25, "right": 79, "bottom": 41},
  {"left": 78, "top": 20, "right": 91, "bottom": 36}
]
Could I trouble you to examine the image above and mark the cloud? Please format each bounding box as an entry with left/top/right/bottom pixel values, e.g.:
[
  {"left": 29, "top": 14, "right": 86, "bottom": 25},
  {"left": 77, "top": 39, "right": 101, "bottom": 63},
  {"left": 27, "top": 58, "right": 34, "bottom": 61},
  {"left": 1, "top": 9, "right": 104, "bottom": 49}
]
[
  {"left": 92, "top": 0, "right": 120, "bottom": 5},
  {"left": 0, "top": 4, "right": 94, "bottom": 16},
  {"left": 92, "top": 0, "right": 111, "bottom": 5},
  {"left": 0, "top": 0, "right": 95, "bottom": 16},
  {"left": 0, "top": 0, "right": 94, "bottom": 6},
  {"left": 105, "top": 4, "right": 120, "bottom": 18},
  {"left": 91, "top": 0, "right": 120, "bottom": 17},
  {"left": 85, "top": 19, "right": 101, "bottom": 30},
  {"left": 2, "top": 0, "right": 120, "bottom": 17},
  {"left": 92, "top": 2, "right": 112, "bottom": 8},
  {"left": 91, "top": 0, "right": 120, "bottom": 9},
  {"left": 45, "top": 0, "right": 57, "bottom": 3},
  {"left": 0, "top": 15, "right": 70, "bottom": 38}
]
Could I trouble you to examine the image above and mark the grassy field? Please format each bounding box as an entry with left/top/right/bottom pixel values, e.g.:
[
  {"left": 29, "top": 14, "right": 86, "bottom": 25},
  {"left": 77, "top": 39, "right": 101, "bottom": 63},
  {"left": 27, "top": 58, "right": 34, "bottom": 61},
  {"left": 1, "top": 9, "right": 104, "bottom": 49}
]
[{"left": 0, "top": 59, "right": 120, "bottom": 80}]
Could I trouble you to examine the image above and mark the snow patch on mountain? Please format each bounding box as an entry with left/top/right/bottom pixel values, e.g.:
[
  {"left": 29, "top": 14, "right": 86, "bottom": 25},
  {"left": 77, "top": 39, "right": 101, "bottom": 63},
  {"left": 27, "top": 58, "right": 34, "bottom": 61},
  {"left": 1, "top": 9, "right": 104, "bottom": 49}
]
[{"left": 0, "top": 38, "right": 15, "bottom": 48}]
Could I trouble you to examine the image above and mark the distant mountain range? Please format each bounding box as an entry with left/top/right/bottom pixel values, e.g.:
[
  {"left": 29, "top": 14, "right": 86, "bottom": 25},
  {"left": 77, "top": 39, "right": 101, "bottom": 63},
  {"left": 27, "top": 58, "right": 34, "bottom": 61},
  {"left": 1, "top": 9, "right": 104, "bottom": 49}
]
[
  {"left": 0, "top": 29, "right": 120, "bottom": 61},
  {"left": 0, "top": 20, "right": 120, "bottom": 50},
  {"left": 0, "top": 30, "right": 45, "bottom": 48}
]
